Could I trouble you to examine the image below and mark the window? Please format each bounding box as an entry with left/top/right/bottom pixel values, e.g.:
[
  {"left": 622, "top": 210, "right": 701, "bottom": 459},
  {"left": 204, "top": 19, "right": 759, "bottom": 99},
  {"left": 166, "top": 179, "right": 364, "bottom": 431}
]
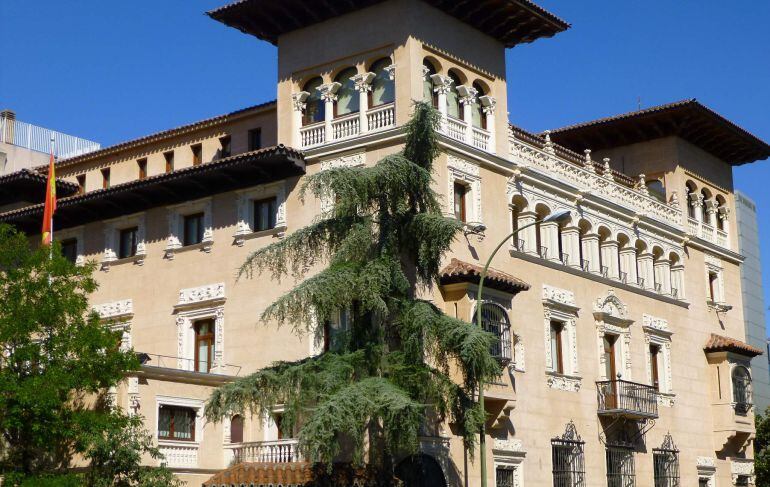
[
  {"left": 248, "top": 129, "right": 261, "bottom": 151},
  {"left": 606, "top": 446, "right": 635, "bottom": 487},
  {"left": 552, "top": 422, "right": 585, "bottom": 487},
  {"left": 118, "top": 226, "right": 139, "bottom": 259},
  {"left": 477, "top": 303, "right": 512, "bottom": 363},
  {"left": 550, "top": 321, "right": 565, "bottom": 374},
  {"left": 708, "top": 271, "right": 719, "bottom": 302},
  {"left": 219, "top": 135, "right": 231, "bottom": 158},
  {"left": 164, "top": 151, "right": 174, "bottom": 173},
  {"left": 686, "top": 182, "right": 698, "bottom": 219},
  {"left": 191, "top": 144, "right": 202, "bottom": 166},
  {"left": 183, "top": 213, "right": 205, "bottom": 246},
  {"left": 369, "top": 58, "right": 394, "bottom": 107},
  {"left": 76, "top": 174, "right": 86, "bottom": 194},
  {"left": 193, "top": 319, "right": 215, "bottom": 373},
  {"left": 453, "top": 182, "right": 467, "bottom": 222},
  {"left": 732, "top": 365, "right": 752, "bottom": 414},
  {"left": 334, "top": 67, "right": 359, "bottom": 117},
  {"left": 446, "top": 71, "right": 462, "bottom": 119},
  {"left": 603, "top": 334, "right": 619, "bottom": 380},
  {"left": 698, "top": 478, "right": 709, "bottom": 487},
  {"left": 652, "top": 434, "right": 679, "bottom": 487},
  {"left": 496, "top": 467, "right": 516, "bottom": 487},
  {"left": 735, "top": 475, "right": 750, "bottom": 486},
  {"left": 422, "top": 60, "right": 438, "bottom": 107},
  {"left": 649, "top": 344, "right": 660, "bottom": 390},
  {"left": 273, "top": 413, "right": 284, "bottom": 440},
  {"left": 60, "top": 238, "right": 78, "bottom": 264},
  {"left": 323, "top": 309, "right": 350, "bottom": 352},
  {"left": 137, "top": 158, "right": 147, "bottom": 180},
  {"left": 101, "top": 168, "right": 110, "bottom": 189},
  {"left": 229, "top": 415, "right": 243, "bottom": 443},
  {"left": 253, "top": 197, "right": 277, "bottom": 231},
  {"left": 472, "top": 81, "right": 485, "bottom": 129},
  {"left": 302, "top": 77, "right": 325, "bottom": 125},
  {"left": 158, "top": 405, "right": 195, "bottom": 441}
]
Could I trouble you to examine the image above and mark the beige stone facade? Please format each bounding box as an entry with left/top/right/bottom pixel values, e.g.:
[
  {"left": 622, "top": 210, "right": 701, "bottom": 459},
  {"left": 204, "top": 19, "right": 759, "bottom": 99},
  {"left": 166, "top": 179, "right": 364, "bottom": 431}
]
[{"left": 2, "top": 1, "right": 769, "bottom": 486}]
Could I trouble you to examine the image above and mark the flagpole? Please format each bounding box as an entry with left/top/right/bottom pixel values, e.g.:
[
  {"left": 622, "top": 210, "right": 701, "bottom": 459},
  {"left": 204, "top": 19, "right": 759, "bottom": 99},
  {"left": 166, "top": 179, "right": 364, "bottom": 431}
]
[{"left": 49, "top": 134, "right": 55, "bottom": 259}]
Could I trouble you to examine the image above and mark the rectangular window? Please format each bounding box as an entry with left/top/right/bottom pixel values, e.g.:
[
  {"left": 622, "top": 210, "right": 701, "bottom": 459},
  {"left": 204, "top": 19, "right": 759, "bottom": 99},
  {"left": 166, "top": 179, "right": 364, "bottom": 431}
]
[
  {"left": 137, "top": 158, "right": 147, "bottom": 180},
  {"left": 708, "top": 272, "right": 719, "bottom": 302},
  {"left": 194, "top": 319, "right": 215, "bottom": 373},
  {"left": 273, "top": 413, "right": 284, "bottom": 440},
  {"left": 191, "top": 144, "right": 202, "bottom": 166},
  {"left": 698, "top": 478, "right": 709, "bottom": 487},
  {"left": 183, "top": 213, "right": 205, "bottom": 246},
  {"left": 164, "top": 151, "right": 174, "bottom": 173},
  {"left": 550, "top": 321, "right": 564, "bottom": 374},
  {"left": 158, "top": 405, "right": 196, "bottom": 441},
  {"left": 453, "top": 182, "right": 467, "bottom": 222},
  {"left": 76, "top": 174, "right": 86, "bottom": 195},
  {"left": 649, "top": 344, "right": 660, "bottom": 390},
  {"left": 60, "top": 238, "right": 78, "bottom": 264},
  {"left": 248, "top": 128, "right": 262, "bottom": 151},
  {"left": 101, "top": 168, "right": 110, "bottom": 189},
  {"left": 323, "top": 309, "right": 350, "bottom": 352},
  {"left": 496, "top": 467, "right": 516, "bottom": 487},
  {"left": 253, "top": 197, "right": 277, "bottom": 232},
  {"left": 219, "top": 135, "right": 231, "bottom": 158},
  {"left": 552, "top": 437, "right": 585, "bottom": 487},
  {"left": 653, "top": 448, "right": 680, "bottom": 487},
  {"left": 606, "top": 446, "right": 635, "bottom": 487},
  {"left": 118, "top": 227, "right": 139, "bottom": 259}
]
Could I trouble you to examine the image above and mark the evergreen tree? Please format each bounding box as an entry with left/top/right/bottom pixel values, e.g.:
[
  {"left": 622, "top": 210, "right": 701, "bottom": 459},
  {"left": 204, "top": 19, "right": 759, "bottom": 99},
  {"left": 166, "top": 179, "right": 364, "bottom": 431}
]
[
  {"left": 756, "top": 407, "right": 770, "bottom": 486},
  {"left": 205, "top": 103, "right": 500, "bottom": 477}
]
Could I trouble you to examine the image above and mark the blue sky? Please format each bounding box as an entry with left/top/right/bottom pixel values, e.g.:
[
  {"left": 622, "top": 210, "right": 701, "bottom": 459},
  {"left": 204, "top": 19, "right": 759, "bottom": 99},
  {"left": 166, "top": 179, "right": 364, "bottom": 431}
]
[{"left": 2, "top": 1, "right": 769, "bottom": 325}]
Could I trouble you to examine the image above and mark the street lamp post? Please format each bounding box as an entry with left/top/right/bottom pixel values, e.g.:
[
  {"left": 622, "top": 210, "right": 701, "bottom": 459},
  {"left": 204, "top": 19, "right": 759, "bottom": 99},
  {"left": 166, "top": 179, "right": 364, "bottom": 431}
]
[{"left": 475, "top": 209, "right": 571, "bottom": 487}]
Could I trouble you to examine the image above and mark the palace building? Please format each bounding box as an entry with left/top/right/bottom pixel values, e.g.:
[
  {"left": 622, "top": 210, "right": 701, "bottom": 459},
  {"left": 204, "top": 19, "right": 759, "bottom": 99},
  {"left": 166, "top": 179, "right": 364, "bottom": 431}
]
[{"left": 2, "top": 0, "right": 770, "bottom": 485}]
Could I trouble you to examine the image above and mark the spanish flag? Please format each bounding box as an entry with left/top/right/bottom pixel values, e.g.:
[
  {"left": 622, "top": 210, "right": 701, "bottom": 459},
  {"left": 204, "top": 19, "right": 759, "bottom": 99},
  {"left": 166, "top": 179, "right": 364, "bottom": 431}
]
[{"left": 41, "top": 138, "right": 56, "bottom": 245}]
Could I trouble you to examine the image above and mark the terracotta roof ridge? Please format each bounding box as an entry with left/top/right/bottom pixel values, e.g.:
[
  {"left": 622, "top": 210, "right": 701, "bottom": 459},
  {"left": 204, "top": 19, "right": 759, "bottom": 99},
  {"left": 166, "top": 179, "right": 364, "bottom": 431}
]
[
  {"left": 704, "top": 332, "right": 764, "bottom": 357},
  {"left": 44, "top": 100, "right": 277, "bottom": 170},
  {"left": 547, "top": 99, "right": 698, "bottom": 134}
]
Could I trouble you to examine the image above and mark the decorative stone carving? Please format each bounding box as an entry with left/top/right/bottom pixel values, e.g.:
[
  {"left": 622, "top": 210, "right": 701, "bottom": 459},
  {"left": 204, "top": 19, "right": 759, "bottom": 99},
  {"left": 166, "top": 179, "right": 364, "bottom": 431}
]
[
  {"left": 127, "top": 376, "right": 140, "bottom": 415},
  {"left": 638, "top": 174, "right": 649, "bottom": 196},
  {"left": 543, "top": 285, "right": 576, "bottom": 307},
  {"left": 316, "top": 82, "right": 341, "bottom": 102},
  {"left": 583, "top": 149, "right": 594, "bottom": 173},
  {"left": 165, "top": 199, "right": 214, "bottom": 258},
  {"left": 594, "top": 291, "right": 633, "bottom": 380},
  {"left": 291, "top": 91, "right": 309, "bottom": 112},
  {"left": 320, "top": 151, "right": 365, "bottom": 171},
  {"left": 234, "top": 182, "right": 288, "bottom": 245},
  {"left": 543, "top": 130, "right": 555, "bottom": 155},
  {"left": 603, "top": 158, "right": 612, "bottom": 178},
  {"left": 430, "top": 74, "right": 454, "bottom": 95},
  {"left": 697, "top": 456, "right": 716, "bottom": 468},
  {"left": 546, "top": 372, "right": 582, "bottom": 392},
  {"left": 178, "top": 283, "right": 225, "bottom": 306},
  {"left": 447, "top": 154, "right": 482, "bottom": 223},
  {"left": 731, "top": 458, "right": 755, "bottom": 485},
  {"left": 479, "top": 95, "right": 496, "bottom": 114},
  {"left": 542, "top": 285, "right": 580, "bottom": 383},
  {"left": 642, "top": 314, "right": 669, "bottom": 332},
  {"left": 457, "top": 85, "right": 478, "bottom": 105},
  {"left": 384, "top": 64, "right": 396, "bottom": 81},
  {"left": 493, "top": 438, "right": 524, "bottom": 453},
  {"left": 93, "top": 299, "right": 133, "bottom": 320},
  {"left": 593, "top": 289, "right": 628, "bottom": 320},
  {"left": 351, "top": 72, "right": 376, "bottom": 93}
]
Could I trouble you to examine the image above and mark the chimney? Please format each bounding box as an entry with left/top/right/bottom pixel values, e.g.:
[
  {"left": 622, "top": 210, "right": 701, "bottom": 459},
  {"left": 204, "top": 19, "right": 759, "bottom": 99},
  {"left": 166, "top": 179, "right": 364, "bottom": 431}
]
[{"left": 0, "top": 109, "right": 15, "bottom": 144}]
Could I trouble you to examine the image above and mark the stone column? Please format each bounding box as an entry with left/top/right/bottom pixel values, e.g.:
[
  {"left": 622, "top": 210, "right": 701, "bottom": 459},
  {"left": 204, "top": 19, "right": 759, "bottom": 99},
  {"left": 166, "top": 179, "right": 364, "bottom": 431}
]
[
  {"left": 689, "top": 192, "right": 703, "bottom": 222},
  {"left": 600, "top": 240, "right": 620, "bottom": 279},
  {"left": 480, "top": 95, "right": 496, "bottom": 153},
  {"left": 561, "top": 226, "right": 581, "bottom": 268},
  {"left": 581, "top": 233, "right": 601, "bottom": 273},
  {"left": 653, "top": 259, "right": 672, "bottom": 294},
  {"left": 352, "top": 72, "right": 375, "bottom": 135},
  {"left": 637, "top": 252, "right": 655, "bottom": 290},
  {"left": 670, "top": 264, "right": 685, "bottom": 299},
  {"left": 705, "top": 200, "right": 718, "bottom": 242},
  {"left": 291, "top": 91, "right": 309, "bottom": 148},
  {"left": 317, "top": 82, "right": 341, "bottom": 144},
  {"left": 619, "top": 247, "right": 637, "bottom": 285},
  {"left": 518, "top": 210, "right": 537, "bottom": 255},
  {"left": 458, "top": 85, "right": 478, "bottom": 144},
  {"left": 430, "top": 74, "right": 453, "bottom": 132},
  {"left": 540, "top": 221, "right": 560, "bottom": 261}
]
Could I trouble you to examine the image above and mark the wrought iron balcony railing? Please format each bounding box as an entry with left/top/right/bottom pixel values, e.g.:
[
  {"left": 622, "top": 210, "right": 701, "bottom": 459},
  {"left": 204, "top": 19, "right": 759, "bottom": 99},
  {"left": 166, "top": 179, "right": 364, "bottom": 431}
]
[{"left": 596, "top": 379, "right": 658, "bottom": 419}]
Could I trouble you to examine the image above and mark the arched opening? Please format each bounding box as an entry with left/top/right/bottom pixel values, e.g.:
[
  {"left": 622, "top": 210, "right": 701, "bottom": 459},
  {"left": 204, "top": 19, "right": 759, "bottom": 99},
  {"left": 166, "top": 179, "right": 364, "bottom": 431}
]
[
  {"left": 474, "top": 302, "right": 512, "bottom": 363},
  {"left": 446, "top": 70, "right": 463, "bottom": 120},
  {"left": 395, "top": 454, "right": 446, "bottom": 487},
  {"left": 647, "top": 178, "right": 665, "bottom": 202},
  {"left": 597, "top": 226, "right": 612, "bottom": 277},
  {"left": 230, "top": 414, "right": 244, "bottom": 443},
  {"left": 422, "top": 60, "right": 438, "bottom": 107},
  {"left": 369, "top": 58, "right": 394, "bottom": 107},
  {"left": 669, "top": 251, "right": 683, "bottom": 299},
  {"left": 471, "top": 81, "right": 486, "bottom": 129},
  {"left": 652, "top": 246, "right": 665, "bottom": 292},
  {"left": 535, "top": 203, "right": 551, "bottom": 259},
  {"left": 715, "top": 195, "right": 727, "bottom": 231},
  {"left": 617, "top": 233, "right": 630, "bottom": 283},
  {"left": 511, "top": 195, "right": 528, "bottom": 251},
  {"left": 700, "top": 188, "right": 712, "bottom": 223},
  {"left": 334, "top": 67, "right": 359, "bottom": 117},
  {"left": 732, "top": 366, "right": 752, "bottom": 413},
  {"left": 302, "top": 77, "right": 325, "bottom": 126},
  {"left": 685, "top": 181, "right": 698, "bottom": 219},
  {"left": 578, "top": 219, "right": 593, "bottom": 271},
  {"left": 635, "top": 240, "right": 648, "bottom": 288}
]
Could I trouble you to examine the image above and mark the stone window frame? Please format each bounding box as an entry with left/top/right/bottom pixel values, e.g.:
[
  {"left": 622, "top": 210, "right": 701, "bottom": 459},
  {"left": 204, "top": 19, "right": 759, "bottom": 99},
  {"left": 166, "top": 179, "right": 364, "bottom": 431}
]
[
  {"left": 731, "top": 458, "right": 755, "bottom": 486},
  {"left": 642, "top": 314, "right": 675, "bottom": 407},
  {"left": 705, "top": 254, "right": 726, "bottom": 307},
  {"left": 55, "top": 226, "right": 85, "bottom": 266},
  {"left": 155, "top": 395, "right": 205, "bottom": 468},
  {"left": 492, "top": 438, "right": 525, "bottom": 487},
  {"left": 173, "top": 283, "right": 226, "bottom": 373},
  {"left": 542, "top": 285, "right": 581, "bottom": 392},
  {"left": 696, "top": 456, "right": 716, "bottom": 487},
  {"left": 467, "top": 286, "right": 524, "bottom": 373},
  {"left": 319, "top": 151, "right": 365, "bottom": 213},
  {"left": 93, "top": 299, "right": 137, "bottom": 412},
  {"left": 594, "top": 290, "right": 634, "bottom": 381},
  {"left": 165, "top": 197, "right": 213, "bottom": 258},
  {"left": 446, "top": 154, "right": 482, "bottom": 226},
  {"left": 233, "top": 181, "right": 288, "bottom": 246},
  {"left": 101, "top": 212, "right": 147, "bottom": 270}
]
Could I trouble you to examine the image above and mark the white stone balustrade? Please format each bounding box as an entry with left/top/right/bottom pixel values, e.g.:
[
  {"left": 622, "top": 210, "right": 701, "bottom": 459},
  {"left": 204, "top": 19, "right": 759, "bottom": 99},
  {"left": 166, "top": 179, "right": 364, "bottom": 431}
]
[{"left": 230, "top": 439, "right": 302, "bottom": 464}]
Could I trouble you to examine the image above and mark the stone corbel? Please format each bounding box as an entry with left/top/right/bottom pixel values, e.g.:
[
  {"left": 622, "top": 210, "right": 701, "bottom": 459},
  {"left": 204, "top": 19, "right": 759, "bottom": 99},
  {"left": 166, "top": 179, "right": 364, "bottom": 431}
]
[
  {"left": 351, "top": 72, "right": 376, "bottom": 93},
  {"left": 705, "top": 199, "right": 718, "bottom": 215},
  {"left": 457, "top": 85, "right": 478, "bottom": 105},
  {"left": 719, "top": 205, "right": 731, "bottom": 221},
  {"left": 291, "top": 91, "right": 310, "bottom": 112},
  {"left": 317, "top": 82, "right": 341, "bottom": 102},
  {"left": 479, "top": 95, "right": 496, "bottom": 114},
  {"left": 430, "top": 74, "right": 453, "bottom": 95}
]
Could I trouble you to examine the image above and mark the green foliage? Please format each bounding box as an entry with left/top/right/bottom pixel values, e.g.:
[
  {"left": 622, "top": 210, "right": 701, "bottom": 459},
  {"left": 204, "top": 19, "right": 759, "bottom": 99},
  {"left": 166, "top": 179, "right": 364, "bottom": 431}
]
[
  {"left": 208, "top": 102, "right": 500, "bottom": 470},
  {"left": 756, "top": 407, "right": 770, "bottom": 486},
  {"left": 0, "top": 224, "right": 177, "bottom": 485}
]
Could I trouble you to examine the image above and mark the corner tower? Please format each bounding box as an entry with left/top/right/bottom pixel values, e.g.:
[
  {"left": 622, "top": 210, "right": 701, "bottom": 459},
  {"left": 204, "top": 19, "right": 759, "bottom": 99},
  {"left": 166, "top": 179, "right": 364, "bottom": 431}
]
[{"left": 208, "top": 0, "right": 569, "bottom": 155}]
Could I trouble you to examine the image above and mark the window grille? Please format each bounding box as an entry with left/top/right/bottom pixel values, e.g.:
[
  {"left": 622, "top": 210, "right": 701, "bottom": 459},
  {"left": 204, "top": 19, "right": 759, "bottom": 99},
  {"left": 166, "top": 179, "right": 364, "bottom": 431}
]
[
  {"left": 552, "top": 421, "right": 586, "bottom": 487},
  {"left": 496, "top": 466, "right": 516, "bottom": 487},
  {"left": 476, "top": 302, "right": 512, "bottom": 363},
  {"left": 732, "top": 366, "right": 752, "bottom": 414},
  {"left": 606, "top": 445, "right": 635, "bottom": 487},
  {"left": 652, "top": 433, "right": 680, "bottom": 487}
]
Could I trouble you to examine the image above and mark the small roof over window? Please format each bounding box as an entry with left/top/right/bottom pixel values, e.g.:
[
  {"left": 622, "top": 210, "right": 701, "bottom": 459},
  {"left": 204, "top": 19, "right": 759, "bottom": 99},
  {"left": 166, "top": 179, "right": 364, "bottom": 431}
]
[
  {"left": 440, "top": 258, "right": 530, "bottom": 294},
  {"left": 704, "top": 333, "right": 764, "bottom": 357}
]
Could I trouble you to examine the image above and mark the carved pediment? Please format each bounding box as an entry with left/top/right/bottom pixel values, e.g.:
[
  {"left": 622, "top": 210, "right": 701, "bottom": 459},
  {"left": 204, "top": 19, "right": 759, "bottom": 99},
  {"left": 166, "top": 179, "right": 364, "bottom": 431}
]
[{"left": 593, "top": 290, "right": 631, "bottom": 324}]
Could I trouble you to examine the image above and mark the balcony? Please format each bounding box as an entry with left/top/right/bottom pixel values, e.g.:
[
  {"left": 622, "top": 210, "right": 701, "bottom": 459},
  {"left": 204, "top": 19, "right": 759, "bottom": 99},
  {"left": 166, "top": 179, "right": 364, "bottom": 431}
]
[
  {"left": 228, "top": 439, "right": 302, "bottom": 464},
  {"left": 441, "top": 115, "right": 491, "bottom": 152},
  {"left": 596, "top": 379, "right": 658, "bottom": 419},
  {"left": 299, "top": 103, "right": 395, "bottom": 149},
  {"left": 687, "top": 217, "right": 730, "bottom": 250},
  {"left": 0, "top": 113, "right": 100, "bottom": 158}
]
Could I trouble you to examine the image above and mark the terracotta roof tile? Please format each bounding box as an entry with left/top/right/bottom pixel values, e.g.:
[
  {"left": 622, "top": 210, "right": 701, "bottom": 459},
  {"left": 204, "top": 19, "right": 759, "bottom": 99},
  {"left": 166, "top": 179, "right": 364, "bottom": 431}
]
[
  {"left": 440, "top": 258, "right": 530, "bottom": 294},
  {"left": 704, "top": 333, "right": 764, "bottom": 357}
]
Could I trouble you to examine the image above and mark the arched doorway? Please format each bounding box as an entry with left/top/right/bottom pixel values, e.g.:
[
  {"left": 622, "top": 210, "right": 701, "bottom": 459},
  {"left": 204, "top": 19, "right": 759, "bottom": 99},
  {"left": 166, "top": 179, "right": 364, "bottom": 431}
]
[{"left": 395, "top": 454, "right": 446, "bottom": 487}]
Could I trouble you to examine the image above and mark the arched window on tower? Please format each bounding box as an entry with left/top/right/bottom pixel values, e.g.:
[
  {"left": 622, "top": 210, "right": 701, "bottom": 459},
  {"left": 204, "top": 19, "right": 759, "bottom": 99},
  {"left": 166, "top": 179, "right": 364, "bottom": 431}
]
[
  {"left": 471, "top": 82, "right": 486, "bottom": 129},
  {"left": 446, "top": 71, "right": 462, "bottom": 120},
  {"left": 685, "top": 182, "right": 698, "bottom": 219},
  {"left": 334, "top": 67, "right": 359, "bottom": 117},
  {"left": 369, "top": 58, "right": 394, "bottom": 107},
  {"left": 422, "top": 60, "right": 437, "bottom": 107},
  {"left": 302, "top": 77, "right": 325, "bottom": 126}
]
